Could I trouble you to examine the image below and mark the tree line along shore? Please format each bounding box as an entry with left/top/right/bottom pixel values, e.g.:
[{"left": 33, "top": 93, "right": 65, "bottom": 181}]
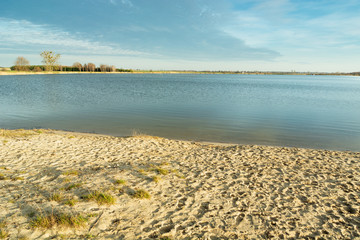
[{"left": 1, "top": 51, "right": 359, "bottom": 75}]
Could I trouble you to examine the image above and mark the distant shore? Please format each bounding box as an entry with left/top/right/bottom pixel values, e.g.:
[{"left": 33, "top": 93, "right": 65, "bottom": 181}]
[
  {"left": 0, "top": 129, "right": 359, "bottom": 239},
  {"left": 1, "top": 70, "right": 360, "bottom": 76}
]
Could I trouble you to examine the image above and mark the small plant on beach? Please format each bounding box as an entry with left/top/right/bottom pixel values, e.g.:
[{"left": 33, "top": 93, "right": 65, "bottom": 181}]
[
  {"left": 62, "top": 177, "right": 71, "bottom": 183},
  {"left": 152, "top": 176, "right": 161, "bottom": 183},
  {"left": 64, "top": 198, "right": 78, "bottom": 207},
  {"left": 153, "top": 168, "right": 169, "bottom": 175},
  {"left": 81, "top": 191, "right": 115, "bottom": 205},
  {"left": 131, "top": 189, "right": 151, "bottom": 199},
  {"left": 11, "top": 176, "right": 24, "bottom": 181},
  {"left": 0, "top": 220, "right": 8, "bottom": 239},
  {"left": 48, "top": 192, "right": 63, "bottom": 202},
  {"left": 0, "top": 129, "right": 38, "bottom": 138},
  {"left": 62, "top": 170, "right": 79, "bottom": 176},
  {"left": 159, "top": 237, "right": 172, "bottom": 240},
  {"left": 30, "top": 211, "right": 88, "bottom": 229},
  {"left": 2, "top": 140, "right": 8, "bottom": 145},
  {"left": 65, "top": 183, "right": 82, "bottom": 191},
  {"left": 113, "top": 179, "right": 126, "bottom": 185},
  {"left": 0, "top": 229, "right": 9, "bottom": 239}
]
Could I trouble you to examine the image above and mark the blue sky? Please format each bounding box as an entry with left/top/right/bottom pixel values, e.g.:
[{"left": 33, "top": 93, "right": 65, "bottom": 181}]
[{"left": 1, "top": 0, "right": 359, "bottom": 72}]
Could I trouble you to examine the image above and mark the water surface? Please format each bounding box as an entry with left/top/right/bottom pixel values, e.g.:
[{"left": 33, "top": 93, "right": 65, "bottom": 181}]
[{"left": 1, "top": 73, "right": 360, "bottom": 151}]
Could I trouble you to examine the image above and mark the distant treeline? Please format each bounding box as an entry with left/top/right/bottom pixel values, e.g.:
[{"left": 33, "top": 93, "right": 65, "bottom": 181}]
[{"left": 10, "top": 65, "right": 133, "bottom": 73}]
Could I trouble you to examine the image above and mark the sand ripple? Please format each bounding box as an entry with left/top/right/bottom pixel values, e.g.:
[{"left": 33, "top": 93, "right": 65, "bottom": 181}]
[{"left": 0, "top": 130, "right": 359, "bottom": 239}]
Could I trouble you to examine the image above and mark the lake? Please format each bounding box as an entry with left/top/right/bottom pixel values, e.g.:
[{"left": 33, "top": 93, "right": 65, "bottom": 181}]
[{"left": 1, "top": 73, "right": 360, "bottom": 151}]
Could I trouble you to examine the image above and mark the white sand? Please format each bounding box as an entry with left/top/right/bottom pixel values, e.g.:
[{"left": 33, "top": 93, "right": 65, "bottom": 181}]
[{"left": 0, "top": 130, "right": 359, "bottom": 239}]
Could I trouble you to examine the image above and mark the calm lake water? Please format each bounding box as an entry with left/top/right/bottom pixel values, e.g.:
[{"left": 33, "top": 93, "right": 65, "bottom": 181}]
[{"left": 1, "top": 73, "right": 360, "bottom": 151}]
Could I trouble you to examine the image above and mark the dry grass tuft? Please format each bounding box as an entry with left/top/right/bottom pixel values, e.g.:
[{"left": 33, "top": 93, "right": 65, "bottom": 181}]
[
  {"left": 0, "top": 174, "right": 7, "bottom": 180},
  {"left": 0, "top": 129, "right": 45, "bottom": 138},
  {"left": 48, "top": 192, "right": 63, "bottom": 202},
  {"left": 0, "top": 229, "right": 9, "bottom": 239},
  {"left": 64, "top": 198, "right": 78, "bottom": 207},
  {"left": 152, "top": 168, "right": 169, "bottom": 175},
  {"left": 152, "top": 176, "right": 161, "bottom": 183},
  {"left": 62, "top": 170, "right": 79, "bottom": 176},
  {"left": 65, "top": 183, "right": 82, "bottom": 191},
  {"left": 131, "top": 189, "right": 151, "bottom": 199},
  {"left": 113, "top": 179, "right": 126, "bottom": 185},
  {"left": 81, "top": 191, "right": 115, "bottom": 205},
  {"left": 30, "top": 211, "right": 88, "bottom": 229}
]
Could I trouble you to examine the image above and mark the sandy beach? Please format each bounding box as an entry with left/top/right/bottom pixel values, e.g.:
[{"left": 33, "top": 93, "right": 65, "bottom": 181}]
[{"left": 0, "top": 129, "right": 359, "bottom": 239}]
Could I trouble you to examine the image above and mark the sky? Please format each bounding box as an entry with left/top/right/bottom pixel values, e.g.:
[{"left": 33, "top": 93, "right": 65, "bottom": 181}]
[{"left": 0, "top": 0, "right": 360, "bottom": 72}]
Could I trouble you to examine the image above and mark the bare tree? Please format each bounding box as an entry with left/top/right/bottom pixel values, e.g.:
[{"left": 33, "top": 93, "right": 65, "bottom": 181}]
[
  {"left": 110, "top": 65, "right": 116, "bottom": 72},
  {"left": 87, "top": 63, "right": 96, "bottom": 72},
  {"left": 40, "top": 51, "right": 60, "bottom": 71},
  {"left": 73, "top": 62, "right": 82, "bottom": 72},
  {"left": 14, "top": 56, "right": 30, "bottom": 71},
  {"left": 100, "top": 64, "right": 107, "bottom": 72}
]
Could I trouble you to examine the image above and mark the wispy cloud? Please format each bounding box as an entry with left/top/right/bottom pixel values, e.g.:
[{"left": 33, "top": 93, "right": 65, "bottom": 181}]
[
  {"left": 0, "top": 17, "right": 145, "bottom": 56},
  {"left": 222, "top": 1, "right": 360, "bottom": 51},
  {"left": 109, "top": 0, "right": 133, "bottom": 7}
]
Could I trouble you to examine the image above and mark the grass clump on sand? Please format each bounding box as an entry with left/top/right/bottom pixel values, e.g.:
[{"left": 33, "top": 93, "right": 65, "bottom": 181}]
[
  {"left": 64, "top": 198, "right": 78, "bottom": 207},
  {"left": 152, "top": 168, "right": 169, "bottom": 175},
  {"left": 30, "top": 211, "right": 88, "bottom": 229},
  {"left": 113, "top": 179, "right": 126, "bottom": 185},
  {"left": 131, "top": 189, "right": 151, "bottom": 199},
  {"left": 62, "top": 170, "right": 79, "bottom": 176},
  {"left": 0, "top": 229, "right": 9, "bottom": 239},
  {"left": 0, "top": 174, "right": 7, "bottom": 180},
  {"left": 0, "top": 220, "right": 8, "bottom": 239},
  {"left": 81, "top": 191, "right": 115, "bottom": 205},
  {"left": 152, "top": 176, "right": 161, "bottom": 183},
  {"left": 48, "top": 192, "right": 63, "bottom": 202},
  {"left": 0, "top": 129, "right": 42, "bottom": 138},
  {"left": 65, "top": 183, "right": 82, "bottom": 191}
]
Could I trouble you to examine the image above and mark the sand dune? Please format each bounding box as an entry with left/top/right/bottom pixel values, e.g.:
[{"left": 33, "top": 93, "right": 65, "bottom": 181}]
[{"left": 0, "top": 129, "right": 359, "bottom": 239}]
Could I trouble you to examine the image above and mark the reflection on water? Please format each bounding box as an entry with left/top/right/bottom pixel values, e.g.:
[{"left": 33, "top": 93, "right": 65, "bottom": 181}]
[{"left": 1, "top": 73, "right": 360, "bottom": 151}]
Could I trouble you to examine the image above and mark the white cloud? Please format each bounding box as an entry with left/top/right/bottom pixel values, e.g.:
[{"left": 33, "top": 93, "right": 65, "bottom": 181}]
[{"left": 0, "top": 17, "right": 145, "bottom": 56}]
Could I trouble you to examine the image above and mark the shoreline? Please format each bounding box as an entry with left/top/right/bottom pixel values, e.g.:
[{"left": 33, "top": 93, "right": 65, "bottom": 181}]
[
  {"left": 0, "top": 129, "right": 359, "bottom": 239},
  {"left": 1, "top": 70, "right": 360, "bottom": 76}
]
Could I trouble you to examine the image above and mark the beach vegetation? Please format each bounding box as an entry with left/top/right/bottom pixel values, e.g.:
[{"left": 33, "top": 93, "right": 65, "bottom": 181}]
[
  {"left": 0, "top": 220, "right": 9, "bottom": 239},
  {"left": 0, "top": 229, "right": 9, "bottom": 239},
  {"left": 62, "top": 177, "right": 71, "bottom": 183},
  {"left": 62, "top": 170, "right": 79, "bottom": 176},
  {"left": 131, "top": 189, "right": 151, "bottom": 199},
  {"left": 0, "top": 129, "right": 38, "bottom": 138},
  {"left": 65, "top": 183, "right": 82, "bottom": 191},
  {"left": 152, "top": 176, "right": 161, "bottom": 183},
  {"left": 30, "top": 211, "right": 88, "bottom": 229},
  {"left": 152, "top": 167, "right": 169, "bottom": 175},
  {"left": 17, "top": 235, "right": 29, "bottom": 240},
  {"left": 81, "top": 191, "right": 115, "bottom": 205},
  {"left": 0, "top": 174, "right": 7, "bottom": 180},
  {"left": 11, "top": 176, "right": 24, "bottom": 181},
  {"left": 113, "top": 179, "right": 126, "bottom": 185},
  {"left": 64, "top": 198, "right": 78, "bottom": 207},
  {"left": 48, "top": 192, "right": 63, "bottom": 202},
  {"left": 159, "top": 237, "right": 172, "bottom": 240}
]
